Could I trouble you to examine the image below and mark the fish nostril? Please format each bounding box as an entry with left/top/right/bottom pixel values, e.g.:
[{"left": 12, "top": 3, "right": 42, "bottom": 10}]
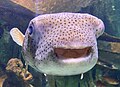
[{"left": 28, "top": 25, "right": 33, "bottom": 35}]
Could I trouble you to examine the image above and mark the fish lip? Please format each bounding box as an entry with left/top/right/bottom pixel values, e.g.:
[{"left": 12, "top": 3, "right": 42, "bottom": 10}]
[
  {"left": 54, "top": 47, "right": 93, "bottom": 60},
  {"left": 58, "top": 53, "right": 92, "bottom": 63}
]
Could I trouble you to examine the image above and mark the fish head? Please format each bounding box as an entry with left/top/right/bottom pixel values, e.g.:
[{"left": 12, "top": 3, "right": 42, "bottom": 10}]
[{"left": 22, "top": 13, "right": 104, "bottom": 75}]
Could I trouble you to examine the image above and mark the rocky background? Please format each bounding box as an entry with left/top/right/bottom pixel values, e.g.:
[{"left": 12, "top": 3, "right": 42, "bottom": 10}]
[{"left": 0, "top": 0, "right": 120, "bottom": 87}]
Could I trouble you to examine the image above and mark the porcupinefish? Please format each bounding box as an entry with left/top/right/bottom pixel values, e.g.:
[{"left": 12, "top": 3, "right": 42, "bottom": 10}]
[{"left": 10, "top": 12, "right": 104, "bottom": 76}]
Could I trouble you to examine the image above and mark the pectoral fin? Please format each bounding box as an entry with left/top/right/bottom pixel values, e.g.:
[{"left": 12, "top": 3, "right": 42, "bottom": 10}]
[{"left": 10, "top": 28, "right": 24, "bottom": 46}]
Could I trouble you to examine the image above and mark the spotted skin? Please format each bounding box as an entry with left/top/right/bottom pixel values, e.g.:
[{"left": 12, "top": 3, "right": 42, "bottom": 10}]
[{"left": 22, "top": 13, "right": 104, "bottom": 75}]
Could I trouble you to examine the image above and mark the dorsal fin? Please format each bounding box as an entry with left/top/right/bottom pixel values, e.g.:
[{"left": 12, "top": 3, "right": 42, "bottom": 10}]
[{"left": 10, "top": 28, "right": 24, "bottom": 46}]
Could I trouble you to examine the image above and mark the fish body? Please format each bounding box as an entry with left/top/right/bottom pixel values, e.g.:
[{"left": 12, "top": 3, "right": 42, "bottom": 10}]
[{"left": 10, "top": 13, "right": 104, "bottom": 75}]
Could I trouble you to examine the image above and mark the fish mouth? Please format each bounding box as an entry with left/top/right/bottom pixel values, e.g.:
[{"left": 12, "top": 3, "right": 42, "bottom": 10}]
[{"left": 54, "top": 47, "right": 92, "bottom": 59}]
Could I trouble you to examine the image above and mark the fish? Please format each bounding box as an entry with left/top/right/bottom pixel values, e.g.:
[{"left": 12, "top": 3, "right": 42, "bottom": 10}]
[
  {"left": 103, "top": 76, "right": 119, "bottom": 85},
  {"left": 98, "top": 32, "right": 120, "bottom": 42},
  {"left": 10, "top": 12, "right": 104, "bottom": 76}
]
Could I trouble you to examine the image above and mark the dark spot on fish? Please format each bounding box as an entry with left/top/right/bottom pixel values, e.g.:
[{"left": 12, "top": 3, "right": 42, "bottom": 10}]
[
  {"left": 36, "top": 46, "right": 38, "bottom": 49},
  {"left": 58, "top": 26, "right": 60, "bottom": 28},
  {"left": 31, "top": 40, "right": 33, "bottom": 43},
  {"left": 38, "top": 37, "right": 40, "bottom": 40},
  {"left": 64, "top": 22, "right": 67, "bottom": 25},
  {"left": 87, "top": 24, "right": 90, "bottom": 26},
  {"left": 75, "top": 20, "right": 77, "bottom": 22}
]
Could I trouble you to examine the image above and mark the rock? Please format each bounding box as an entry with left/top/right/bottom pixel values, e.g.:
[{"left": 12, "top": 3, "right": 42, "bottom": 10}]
[
  {"left": 6, "top": 58, "right": 33, "bottom": 81},
  {"left": 32, "top": 0, "right": 97, "bottom": 14},
  {"left": 97, "top": 40, "right": 120, "bottom": 70},
  {"left": 98, "top": 50, "right": 120, "bottom": 70},
  {"left": 5, "top": 58, "right": 33, "bottom": 87},
  {"left": 0, "top": 0, "right": 35, "bottom": 32},
  {"left": 98, "top": 40, "right": 120, "bottom": 53},
  {"left": 10, "top": 0, "right": 35, "bottom": 12},
  {"left": 10, "top": 0, "right": 97, "bottom": 14}
]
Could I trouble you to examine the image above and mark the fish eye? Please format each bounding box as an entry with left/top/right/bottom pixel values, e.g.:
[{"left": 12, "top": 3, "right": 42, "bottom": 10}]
[{"left": 28, "top": 25, "right": 33, "bottom": 35}]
